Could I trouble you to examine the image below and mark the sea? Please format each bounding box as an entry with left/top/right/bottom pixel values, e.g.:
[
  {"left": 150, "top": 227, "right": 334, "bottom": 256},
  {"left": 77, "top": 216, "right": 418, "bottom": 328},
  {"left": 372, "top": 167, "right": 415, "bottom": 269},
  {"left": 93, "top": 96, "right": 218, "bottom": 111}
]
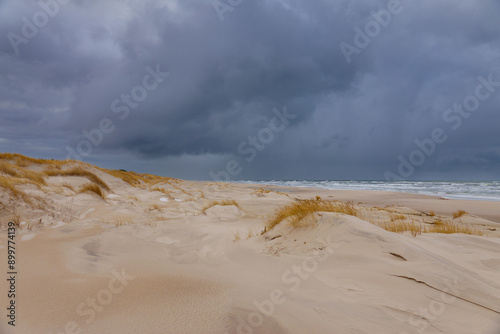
[{"left": 236, "top": 180, "right": 500, "bottom": 202}]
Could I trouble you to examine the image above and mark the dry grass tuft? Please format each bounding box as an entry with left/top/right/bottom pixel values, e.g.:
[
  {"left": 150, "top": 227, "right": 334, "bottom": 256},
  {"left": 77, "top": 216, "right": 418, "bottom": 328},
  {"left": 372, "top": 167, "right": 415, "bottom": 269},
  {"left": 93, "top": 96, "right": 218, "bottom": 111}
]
[
  {"left": 0, "top": 176, "right": 32, "bottom": 203},
  {"left": 0, "top": 161, "right": 47, "bottom": 187},
  {"left": 114, "top": 217, "right": 133, "bottom": 227},
  {"left": 379, "top": 217, "right": 483, "bottom": 236},
  {"left": 428, "top": 220, "right": 483, "bottom": 235},
  {"left": 453, "top": 210, "right": 468, "bottom": 219},
  {"left": 202, "top": 199, "right": 242, "bottom": 214},
  {"left": 61, "top": 182, "right": 75, "bottom": 192},
  {"left": 390, "top": 214, "right": 406, "bottom": 221},
  {"left": 45, "top": 167, "right": 109, "bottom": 191},
  {"left": 233, "top": 230, "right": 241, "bottom": 242},
  {"left": 428, "top": 210, "right": 436, "bottom": 217},
  {"left": 253, "top": 187, "right": 288, "bottom": 197},
  {"left": 0, "top": 153, "right": 70, "bottom": 168},
  {"left": 78, "top": 183, "right": 105, "bottom": 199},
  {"left": 381, "top": 220, "right": 423, "bottom": 237},
  {"left": 266, "top": 198, "right": 358, "bottom": 230},
  {"left": 100, "top": 168, "right": 176, "bottom": 188}
]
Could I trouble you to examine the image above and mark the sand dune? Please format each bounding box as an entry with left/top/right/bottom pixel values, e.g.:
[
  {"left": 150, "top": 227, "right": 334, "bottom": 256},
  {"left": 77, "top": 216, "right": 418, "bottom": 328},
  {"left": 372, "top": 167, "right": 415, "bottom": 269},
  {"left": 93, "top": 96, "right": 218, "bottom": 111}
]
[{"left": 1, "top": 155, "right": 500, "bottom": 333}]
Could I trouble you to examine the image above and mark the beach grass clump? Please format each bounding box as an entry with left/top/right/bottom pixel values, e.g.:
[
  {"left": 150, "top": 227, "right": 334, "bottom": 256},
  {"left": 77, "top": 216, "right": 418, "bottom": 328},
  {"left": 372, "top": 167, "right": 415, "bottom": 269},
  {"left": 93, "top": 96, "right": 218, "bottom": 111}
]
[
  {"left": 452, "top": 210, "right": 468, "bottom": 219},
  {"left": 100, "top": 168, "right": 176, "bottom": 188},
  {"left": 0, "top": 161, "right": 47, "bottom": 187},
  {"left": 202, "top": 199, "right": 241, "bottom": 214},
  {"left": 0, "top": 153, "right": 68, "bottom": 168},
  {"left": 266, "top": 198, "right": 358, "bottom": 230},
  {"left": 78, "top": 183, "right": 106, "bottom": 199},
  {"left": 428, "top": 220, "right": 483, "bottom": 236},
  {"left": 379, "top": 217, "right": 483, "bottom": 236},
  {"left": 45, "top": 167, "right": 109, "bottom": 191},
  {"left": 381, "top": 220, "right": 423, "bottom": 237}
]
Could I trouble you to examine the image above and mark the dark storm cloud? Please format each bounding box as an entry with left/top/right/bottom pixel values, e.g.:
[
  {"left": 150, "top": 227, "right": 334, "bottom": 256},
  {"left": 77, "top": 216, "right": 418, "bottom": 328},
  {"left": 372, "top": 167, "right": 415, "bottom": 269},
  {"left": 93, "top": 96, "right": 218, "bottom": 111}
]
[{"left": 0, "top": 0, "right": 499, "bottom": 180}]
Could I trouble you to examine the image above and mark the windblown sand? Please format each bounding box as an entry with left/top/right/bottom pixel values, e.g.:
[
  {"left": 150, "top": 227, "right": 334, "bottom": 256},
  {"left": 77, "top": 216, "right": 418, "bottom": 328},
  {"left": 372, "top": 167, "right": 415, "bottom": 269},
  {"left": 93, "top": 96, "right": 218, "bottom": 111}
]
[{"left": 1, "top": 163, "right": 500, "bottom": 333}]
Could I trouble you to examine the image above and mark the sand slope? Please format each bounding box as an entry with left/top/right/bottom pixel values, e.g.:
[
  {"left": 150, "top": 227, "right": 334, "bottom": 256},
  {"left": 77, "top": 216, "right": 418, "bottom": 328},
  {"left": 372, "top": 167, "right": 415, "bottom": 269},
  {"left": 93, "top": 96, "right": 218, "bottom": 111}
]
[{"left": 1, "top": 158, "right": 500, "bottom": 333}]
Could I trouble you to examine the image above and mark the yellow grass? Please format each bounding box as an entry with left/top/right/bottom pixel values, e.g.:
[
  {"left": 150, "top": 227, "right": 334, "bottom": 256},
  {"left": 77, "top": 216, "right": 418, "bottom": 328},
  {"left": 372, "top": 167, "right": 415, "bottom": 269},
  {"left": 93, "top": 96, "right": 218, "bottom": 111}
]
[
  {"left": 381, "top": 220, "right": 423, "bottom": 237},
  {"left": 428, "top": 220, "right": 483, "bottom": 235},
  {"left": 201, "top": 199, "right": 241, "bottom": 214},
  {"left": 114, "top": 217, "right": 133, "bottom": 227},
  {"left": 0, "top": 153, "right": 69, "bottom": 167},
  {"left": 453, "top": 210, "right": 468, "bottom": 219},
  {"left": 0, "top": 176, "right": 32, "bottom": 203},
  {"left": 266, "top": 198, "right": 358, "bottom": 230},
  {"left": 78, "top": 183, "right": 105, "bottom": 199},
  {"left": 151, "top": 186, "right": 173, "bottom": 198},
  {"left": 0, "top": 161, "right": 47, "bottom": 187},
  {"left": 253, "top": 187, "right": 288, "bottom": 197},
  {"left": 61, "top": 182, "right": 75, "bottom": 192},
  {"left": 45, "top": 167, "right": 109, "bottom": 191},
  {"left": 99, "top": 168, "right": 175, "bottom": 188},
  {"left": 390, "top": 214, "right": 406, "bottom": 221},
  {"left": 379, "top": 217, "right": 483, "bottom": 236}
]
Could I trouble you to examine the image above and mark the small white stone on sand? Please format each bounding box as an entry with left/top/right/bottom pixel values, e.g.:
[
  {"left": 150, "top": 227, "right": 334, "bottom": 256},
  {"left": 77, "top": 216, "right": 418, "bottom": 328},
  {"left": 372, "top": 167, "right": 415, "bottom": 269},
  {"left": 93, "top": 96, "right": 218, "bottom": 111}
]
[
  {"left": 160, "top": 198, "right": 169, "bottom": 202},
  {"left": 175, "top": 199, "right": 182, "bottom": 202}
]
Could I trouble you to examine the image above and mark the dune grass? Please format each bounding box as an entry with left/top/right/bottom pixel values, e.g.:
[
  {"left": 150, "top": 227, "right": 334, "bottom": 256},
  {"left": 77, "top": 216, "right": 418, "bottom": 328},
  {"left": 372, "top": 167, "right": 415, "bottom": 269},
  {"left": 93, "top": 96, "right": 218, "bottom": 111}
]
[
  {"left": 0, "top": 153, "right": 69, "bottom": 168},
  {"left": 0, "top": 161, "right": 47, "bottom": 187},
  {"left": 266, "top": 198, "right": 358, "bottom": 230},
  {"left": 453, "top": 210, "right": 468, "bottom": 219},
  {"left": 100, "top": 168, "right": 176, "bottom": 188},
  {"left": 78, "top": 183, "right": 106, "bottom": 199},
  {"left": 381, "top": 220, "right": 423, "bottom": 237},
  {"left": 379, "top": 216, "right": 483, "bottom": 236},
  {"left": 201, "top": 199, "right": 241, "bottom": 214},
  {"left": 44, "top": 167, "right": 110, "bottom": 191}
]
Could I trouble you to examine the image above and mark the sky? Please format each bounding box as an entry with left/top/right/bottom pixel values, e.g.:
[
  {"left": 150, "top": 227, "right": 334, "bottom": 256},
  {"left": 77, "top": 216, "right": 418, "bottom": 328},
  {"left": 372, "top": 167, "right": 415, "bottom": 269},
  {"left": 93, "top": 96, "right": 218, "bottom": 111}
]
[{"left": 1, "top": 0, "right": 500, "bottom": 181}]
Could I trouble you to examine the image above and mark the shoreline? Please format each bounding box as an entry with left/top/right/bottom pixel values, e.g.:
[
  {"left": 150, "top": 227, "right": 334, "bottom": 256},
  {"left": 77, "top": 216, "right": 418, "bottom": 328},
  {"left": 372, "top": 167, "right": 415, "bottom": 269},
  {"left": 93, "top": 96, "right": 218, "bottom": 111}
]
[
  {"left": 229, "top": 179, "right": 500, "bottom": 202},
  {"left": 1, "top": 155, "right": 500, "bottom": 333}
]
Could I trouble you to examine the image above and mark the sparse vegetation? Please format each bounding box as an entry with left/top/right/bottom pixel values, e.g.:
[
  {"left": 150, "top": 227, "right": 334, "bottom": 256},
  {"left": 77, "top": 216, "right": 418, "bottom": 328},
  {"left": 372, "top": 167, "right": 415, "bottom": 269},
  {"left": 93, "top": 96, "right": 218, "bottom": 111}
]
[
  {"left": 429, "top": 220, "right": 483, "bottom": 235},
  {"left": 201, "top": 199, "right": 242, "bottom": 214},
  {"left": 379, "top": 216, "right": 483, "bottom": 236},
  {"left": 151, "top": 186, "right": 173, "bottom": 198},
  {"left": 233, "top": 230, "right": 241, "bottom": 241},
  {"left": 114, "top": 217, "right": 133, "bottom": 227},
  {"left": 61, "top": 182, "right": 75, "bottom": 192},
  {"left": 100, "top": 168, "right": 175, "bottom": 188},
  {"left": 253, "top": 187, "right": 288, "bottom": 197},
  {"left": 428, "top": 210, "right": 436, "bottom": 217},
  {"left": 453, "top": 210, "right": 468, "bottom": 219},
  {"left": 266, "top": 198, "right": 358, "bottom": 230},
  {"left": 44, "top": 167, "right": 110, "bottom": 191},
  {"left": 382, "top": 220, "right": 423, "bottom": 237},
  {"left": 78, "top": 183, "right": 105, "bottom": 199},
  {"left": 390, "top": 214, "right": 406, "bottom": 221},
  {"left": 149, "top": 204, "right": 163, "bottom": 212}
]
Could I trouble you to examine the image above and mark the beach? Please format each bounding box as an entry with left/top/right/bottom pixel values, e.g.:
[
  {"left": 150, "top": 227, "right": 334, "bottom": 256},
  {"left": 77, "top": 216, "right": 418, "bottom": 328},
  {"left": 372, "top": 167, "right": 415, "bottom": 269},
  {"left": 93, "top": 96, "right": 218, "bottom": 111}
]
[{"left": 1, "top": 156, "right": 500, "bottom": 334}]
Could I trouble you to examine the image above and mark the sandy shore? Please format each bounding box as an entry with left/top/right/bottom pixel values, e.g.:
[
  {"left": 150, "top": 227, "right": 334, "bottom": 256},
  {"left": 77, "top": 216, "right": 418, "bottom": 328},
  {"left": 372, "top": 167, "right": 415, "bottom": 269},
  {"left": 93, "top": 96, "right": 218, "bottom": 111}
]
[{"left": 1, "top": 158, "right": 500, "bottom": 333}]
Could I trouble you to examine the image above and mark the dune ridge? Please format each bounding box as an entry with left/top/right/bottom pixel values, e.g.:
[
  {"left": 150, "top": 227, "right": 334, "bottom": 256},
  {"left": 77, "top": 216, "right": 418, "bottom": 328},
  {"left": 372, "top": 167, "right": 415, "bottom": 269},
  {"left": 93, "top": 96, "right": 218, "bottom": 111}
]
[{"left": 1, "top": 154, "right": 500, "bottom": 333}]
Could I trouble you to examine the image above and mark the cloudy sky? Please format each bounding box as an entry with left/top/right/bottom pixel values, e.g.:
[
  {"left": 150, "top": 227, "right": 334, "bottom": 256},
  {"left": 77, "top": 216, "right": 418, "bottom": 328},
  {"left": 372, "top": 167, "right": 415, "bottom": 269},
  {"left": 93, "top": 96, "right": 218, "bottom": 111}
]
[{"left": 1, "top": 0, "right": 499, "bottom": 181}]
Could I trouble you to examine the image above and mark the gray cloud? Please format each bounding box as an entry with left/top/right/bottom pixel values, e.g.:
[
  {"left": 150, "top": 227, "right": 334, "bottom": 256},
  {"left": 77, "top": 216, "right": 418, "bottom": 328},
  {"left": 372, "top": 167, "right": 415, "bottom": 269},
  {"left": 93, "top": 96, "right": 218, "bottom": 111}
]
[{"left": 0, "top": 0, "right": 499, "bottom": 180}]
